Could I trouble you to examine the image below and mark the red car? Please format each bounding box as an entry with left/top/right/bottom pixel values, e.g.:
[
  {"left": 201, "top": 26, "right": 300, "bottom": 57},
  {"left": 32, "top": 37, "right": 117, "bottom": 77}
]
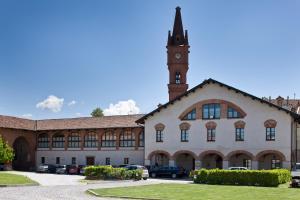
[{"left": 68, "top": 165, "right": 79, "bottom": 174}]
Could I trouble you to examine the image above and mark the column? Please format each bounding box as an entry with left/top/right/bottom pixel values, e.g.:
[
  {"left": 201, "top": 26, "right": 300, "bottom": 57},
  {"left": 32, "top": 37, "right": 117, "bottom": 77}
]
[
  {"left": 251, "top": 160, "right": 259, "bottom": 170},
  {"left": 115, "top": 128, "right": 121, "bottom": 150},
  {"left": 64, "top": 131, "right": 68, "bottom": 150},
  {"left": 98, "top": 129, "right": 104, "bottom": 150},
  {"left": 194, "top": 160, "right": 202, "bottom": 170},
  {"left": 134, "top": 128, "right": 140, "bottom": 150},
  {"left": 222, "top": 160, "right": 229, "bottom": 169},
  {"left": 145, "top": 159, "right": 150, "bottom": 166},
  {"left": 169, "top": 159, "right": 175, "bottom": 167},
  {"left": 80, "top": 130, "right": 85, "bottom": 150},
  {"left": 49, "top": 132, "right": 53, "bottom": 150}
]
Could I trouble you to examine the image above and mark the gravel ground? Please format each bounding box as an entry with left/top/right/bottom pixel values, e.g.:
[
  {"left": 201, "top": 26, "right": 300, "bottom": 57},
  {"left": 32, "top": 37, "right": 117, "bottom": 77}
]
[{"left": 0, "top": 172, "right": 192, "bottom": 200}]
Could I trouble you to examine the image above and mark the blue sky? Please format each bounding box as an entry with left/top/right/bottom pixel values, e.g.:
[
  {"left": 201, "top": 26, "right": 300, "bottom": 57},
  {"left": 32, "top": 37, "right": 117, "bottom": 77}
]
[{"left": 0, "top": 0, "right": 299, "bottom": 119}]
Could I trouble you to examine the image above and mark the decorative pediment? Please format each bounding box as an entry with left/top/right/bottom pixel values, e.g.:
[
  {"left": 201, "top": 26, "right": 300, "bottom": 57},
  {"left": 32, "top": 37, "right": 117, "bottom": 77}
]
[
  {"left": 264, "top": 119, "right": 277, "bottom": 128},
  {"left": 179, "top": 122, "right": 191, "bottom": 130},
  {"left": 154, "top": 123, "right": 165, "bottom": 131},
  {"left": 234, "top": 120, "right": 246, "bottom": 129},
  {"left": 205, "top": 121, "right": 217, "bottom": 129}
]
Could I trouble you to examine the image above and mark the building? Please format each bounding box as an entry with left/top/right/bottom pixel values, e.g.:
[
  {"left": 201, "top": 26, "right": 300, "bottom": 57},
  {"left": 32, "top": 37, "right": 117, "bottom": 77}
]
[{"left": 1, "top": 7, "right": 300, "bottom": 171}]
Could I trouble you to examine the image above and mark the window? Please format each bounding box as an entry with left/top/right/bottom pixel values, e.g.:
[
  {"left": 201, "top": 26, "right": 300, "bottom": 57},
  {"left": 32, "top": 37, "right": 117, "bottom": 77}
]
[
  {"left": 228, "top": 107, "right": 241, "bottom": 118},
  {"left": 203, "top": 104, "right": 221, "bottom": 119},
  {"left": 271, "top": 159, "right": 281, "bottom": 169},
  {"left": 56, "top": 157, "right": 60, "bottom": 165},
  {"left": 106, "top": 157, "right": 110, "bottom": 165},
  {"left": 120, "top": 131, "right": 135, "bottom": 147},
  {"left": 84, "top": 132, "right": 98, "bottom": 148},
  {"left": 175, "top": 72, "right": 181, "bottom": 84},
  {"left": 183, "top": 109, "right": 196, "bottom": 120},
  {"left": 41, "top": 157, "right": 45, "bottom": 164},
  {"left": 207, "top": 129, "right": 216, "bottom": 142},
  {"left": 243, "top": 159, "right": 251, "bottom": 169},
  {"left": 68, "top": 133, "right": 81, "bottom": 148},
  {"left": 52, "top": 134, "right": 65, "bottom": 148},
  {"left": 156, "top": 130, "right": 163, "bottom": 142},
  {"left": 181, "top": 129, "right": 189, "bottom": 142},
  {"left": 266, "top": 127, "right": 275, "bottom": 141},
  {"left": 235, "top": 128, "right": 244, "bottom": 141},
  {"left": 38, "top": 133, "right": 49, "bottom": 148},
  {"left": 139, "top": 132, "right": 144, "bottom": 147},
  {"left": 72, "top": 157, "right": 76, "bottom": 165},
  {"left": 124, "top": 158, "right": 129, "bottom": 165},
  {"left": 101, "top": 131, "right": 116, "bottom": 147}
]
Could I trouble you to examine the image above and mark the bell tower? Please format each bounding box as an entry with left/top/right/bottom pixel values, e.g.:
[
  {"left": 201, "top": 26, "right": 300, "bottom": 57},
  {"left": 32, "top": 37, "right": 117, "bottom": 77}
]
[{"left": 167, "top": 6, "right": 189, "bottom": 101}]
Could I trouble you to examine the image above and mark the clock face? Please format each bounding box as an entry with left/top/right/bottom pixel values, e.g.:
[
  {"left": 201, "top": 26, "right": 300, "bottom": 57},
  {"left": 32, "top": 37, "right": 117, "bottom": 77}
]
[{"left": 175, "top": 53, "right": 182, "bottom": 60}]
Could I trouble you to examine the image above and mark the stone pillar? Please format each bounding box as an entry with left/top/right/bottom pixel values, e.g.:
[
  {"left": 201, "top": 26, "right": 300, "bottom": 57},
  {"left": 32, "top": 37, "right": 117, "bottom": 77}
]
[
  {"left": 134, "top": 128, "right": 140, "bottom": 150},
  {"left": 169, "top": 159, "right": 175, "bottom": 167},
  {"left": 145, "top": 159, "right": 150, "bottom": 166},
  {"left": 251, "top": 160, "right": 259, "bottom": 170},
  {"left": 49, "top": 132, "right": 53, "bottom": 150},
  {"left": 222, "top": 160, "right": 229, "bottom": 169},
  {"left": 282, "top": 161, "right": 291, "bottom": 169},
  {"left": 195, "top": 160, "right": 202, "bottom": 170}
]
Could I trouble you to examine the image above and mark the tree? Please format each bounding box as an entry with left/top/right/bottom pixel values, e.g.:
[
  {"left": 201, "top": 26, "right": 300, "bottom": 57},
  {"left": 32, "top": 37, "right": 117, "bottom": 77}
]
[
  {"left": 91, "top": 107, "right": 104, "bottom": 117},
  {"left": 0, "top": 135, "right": 14, "bottom": 164}
]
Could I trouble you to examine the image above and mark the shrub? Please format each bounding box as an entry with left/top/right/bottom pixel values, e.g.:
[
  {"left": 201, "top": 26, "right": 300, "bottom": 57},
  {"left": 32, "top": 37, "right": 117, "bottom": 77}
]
[
  {"left": 84, "top": 165, "right": 142, "bottom": 180},
  {"left": 193, "top": 169, "right": 291, "bottom": 187}
]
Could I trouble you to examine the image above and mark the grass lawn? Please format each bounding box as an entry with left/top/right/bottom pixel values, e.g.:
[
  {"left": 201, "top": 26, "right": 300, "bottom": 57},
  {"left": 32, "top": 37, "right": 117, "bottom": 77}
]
[
  {"left": 89, "top": 183, "right": 300, "bottom": 200},
  {"left": 0, "top": 172, "right": 38, "bottom": 186}
]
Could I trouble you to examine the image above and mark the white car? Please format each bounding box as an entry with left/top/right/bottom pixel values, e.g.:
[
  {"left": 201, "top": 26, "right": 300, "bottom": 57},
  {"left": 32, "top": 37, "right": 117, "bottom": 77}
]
[
  {"left": 291, "top": 163, "right": 300, "bottom": 178},
  {"left": 124, "top": 165, "right": 149, "bottom": 180}
]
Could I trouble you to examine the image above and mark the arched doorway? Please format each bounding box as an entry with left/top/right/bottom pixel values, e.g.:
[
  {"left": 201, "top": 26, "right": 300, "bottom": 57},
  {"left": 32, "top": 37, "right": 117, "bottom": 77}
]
[
  {"left": 227, "top": 150, "right": 254, "bottom": 169},
  {"left": 173, "top": 151, "right": 197, "bottom": 172},
  {"left": 256, "top": 150, "right": 286, "bottom": 169},
  {"left": 148, "top": 150, "right": 170, "bottom": 167},
  {"left": 200, "top": 151, "right": 224, "bottom": 169},
  {"left": 12, "top": 137, "right": 30, "bottom": 171}
]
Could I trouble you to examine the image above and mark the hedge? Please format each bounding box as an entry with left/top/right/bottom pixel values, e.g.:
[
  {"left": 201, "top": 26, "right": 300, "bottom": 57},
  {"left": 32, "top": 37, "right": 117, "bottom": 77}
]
[
  {"left": 84, "top": 165, "right": 142, "bottom": 180},
  {"left": 193, "top": 169, "right": 291, "bottom": 187}
]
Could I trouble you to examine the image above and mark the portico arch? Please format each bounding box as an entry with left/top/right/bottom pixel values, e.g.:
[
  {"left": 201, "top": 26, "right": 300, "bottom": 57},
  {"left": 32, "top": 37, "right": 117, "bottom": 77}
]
[
  {"left": 172, "top": 150, "right": 198, "bottom": 171},
  {"left": 147, "top": 150, "right": 171, "bottom": 167},
  {"left": 12, "top": 137, "right": 31, "bottom": 171},
  {"left": 256, "top": 150, "right": 286, "bottom": 169},
  {"left": 199, "top": 150, "right": 224, "bottom": 169},
  {"left": 226, "top": 150, "right": 255, "bottom": 169}
]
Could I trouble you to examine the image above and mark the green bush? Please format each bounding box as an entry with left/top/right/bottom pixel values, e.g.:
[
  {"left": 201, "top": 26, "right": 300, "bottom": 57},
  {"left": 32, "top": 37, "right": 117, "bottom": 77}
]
[
  {"left": 193, "top": 169, "right": 291, "bottom": 187},
  {"left": 84, "top": 165, "right": 142, "bottom": 180}
]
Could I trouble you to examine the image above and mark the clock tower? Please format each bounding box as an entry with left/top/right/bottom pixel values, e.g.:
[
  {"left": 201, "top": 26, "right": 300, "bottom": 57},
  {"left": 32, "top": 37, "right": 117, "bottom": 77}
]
[{"left": 167, "top": 7, "right": 189, "bottom": 101}]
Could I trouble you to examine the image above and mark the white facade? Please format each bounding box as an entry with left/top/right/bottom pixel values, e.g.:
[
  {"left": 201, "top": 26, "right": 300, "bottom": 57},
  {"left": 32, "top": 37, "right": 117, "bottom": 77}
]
[{"left": 144, "top": 82, "right": 296, "bottom": 170}]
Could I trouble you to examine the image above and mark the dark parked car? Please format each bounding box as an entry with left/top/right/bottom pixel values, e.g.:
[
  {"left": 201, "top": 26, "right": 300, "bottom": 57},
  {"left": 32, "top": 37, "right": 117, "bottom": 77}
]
[
  {"left": 0, "top": 163, "right": 4, "bottom": 171},
  {"left": 56, "top": 165, "right": 69, "bottom": 174},
  {"left": 68, "top": 165, "right": 79, "bottom": 174},
  {"left": 37, "top": 164, "right": 57, "bottom": 173},
  {"left": 149, "top": 166, "right": 185, "bottom": 179}
]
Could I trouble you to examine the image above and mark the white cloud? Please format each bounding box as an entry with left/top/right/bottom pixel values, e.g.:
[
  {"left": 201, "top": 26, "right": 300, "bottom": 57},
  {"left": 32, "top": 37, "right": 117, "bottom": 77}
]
[
  {"left": 103, "top": 99, "right": 140, "bottom": 116},
  {"left": 22, "top": 113, "right": 33, "bottom": 119},
  {"left": 75, "top": 112, "right": 81, "bottom": 117},
  {"left": 68, "top": 100, "right": 77, "bottom": 106},
  {"left": 36, "top": 95, "right": 64, "bottom": 113}
]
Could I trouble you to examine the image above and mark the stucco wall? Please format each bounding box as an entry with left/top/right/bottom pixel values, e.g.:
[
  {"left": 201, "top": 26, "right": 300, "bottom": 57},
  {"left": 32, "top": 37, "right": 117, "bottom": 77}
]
[
  {"left": 36, "top": 149, "right": 144, "bottom": 166},
  {"left": 144, "top": 83, "right": 293, "bottom": 165}
]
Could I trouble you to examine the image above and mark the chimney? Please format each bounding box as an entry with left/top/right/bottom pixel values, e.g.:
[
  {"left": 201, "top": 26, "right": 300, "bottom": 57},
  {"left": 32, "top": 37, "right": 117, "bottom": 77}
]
[{"left": 276, "top": 96, "right": 284, "bottom": 107}]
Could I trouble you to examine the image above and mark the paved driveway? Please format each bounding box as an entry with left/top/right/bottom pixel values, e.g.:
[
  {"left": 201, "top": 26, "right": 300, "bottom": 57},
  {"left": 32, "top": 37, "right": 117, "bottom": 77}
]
[{"left": 0, "top": 171, "right": 192, "bottom": 200}]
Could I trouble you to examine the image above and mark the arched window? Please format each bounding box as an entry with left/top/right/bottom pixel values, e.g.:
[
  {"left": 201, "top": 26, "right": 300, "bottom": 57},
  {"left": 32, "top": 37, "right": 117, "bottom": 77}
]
[
  {"left": 101, "top": 131, "right": 116, "bottom": 147},
  {"left": 183, "top": 109, "right": 196, "bottom": 120},
  {"left": 202, "top": 104, "right": 221, "bottom": 119},
  {"left": 175, "top": 72, "right": 181, "bottom": 84},
  {"left": 84, "top": 132, "right": 98, "bottom": 148},
  {"left": 52, "top": 133, "right": 65, "bottom": 148},
  {"left": 68, "top": 132, "right": 81, "bottom": 148},
  {"left": 38, "top": 133, "right": 49, "bottom": 148},
  {"left": 228, "top": 107, "right": 241, "bottom": 118},
  {"left": 120, "top": 130, "right": 135, "bottom": 147},
  {"left": 139, "top": 132, "right": 144, "bottom": 147},
  {"left": 264, "top": 119, "right": 277, "bottom": 141}
]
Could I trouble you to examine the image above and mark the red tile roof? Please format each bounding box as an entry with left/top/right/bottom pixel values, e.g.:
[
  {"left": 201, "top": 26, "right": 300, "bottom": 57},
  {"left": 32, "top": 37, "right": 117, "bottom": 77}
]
[{"left": 0, "top": 114, "right": 144, "bottom": 131}]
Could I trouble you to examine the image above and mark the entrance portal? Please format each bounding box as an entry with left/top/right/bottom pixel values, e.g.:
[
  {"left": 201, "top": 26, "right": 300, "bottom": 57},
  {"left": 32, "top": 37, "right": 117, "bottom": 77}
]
[{"left": 12, "top": 137, "right": 31, "bottom": 171}]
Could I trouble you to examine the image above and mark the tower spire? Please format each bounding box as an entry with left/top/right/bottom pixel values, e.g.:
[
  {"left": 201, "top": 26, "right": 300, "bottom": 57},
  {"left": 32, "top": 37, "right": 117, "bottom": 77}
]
[{"left": 168, "top": 6, "right": 188, "bottom": 46}]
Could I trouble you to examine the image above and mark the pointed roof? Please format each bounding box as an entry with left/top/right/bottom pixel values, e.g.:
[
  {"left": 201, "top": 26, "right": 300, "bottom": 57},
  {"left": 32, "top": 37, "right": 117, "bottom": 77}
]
[
  {"left": 136, "top": 78, "right": 300, "bottom": 124},
  {"left": 168, "top": 7, "right": 188, "bottom": 46}
]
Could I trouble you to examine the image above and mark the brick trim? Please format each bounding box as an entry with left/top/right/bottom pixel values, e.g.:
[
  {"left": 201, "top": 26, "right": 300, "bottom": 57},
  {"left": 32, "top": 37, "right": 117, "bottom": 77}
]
[
  {"left": 205, "top": 121, "right": 217, "bottom": 129},
  {"left": 199, "top": 150, "right": 225, "bottom": 160},
  {"left": 154, "top": 123, "right": 165, "bottom": 131},
  {"left": 179, "top": 122, "right": 191, "bottom": 130},
  {"left": 147, "top": 150, "right": 171, "bottom": 160},
  {"left": 172, "top": 150, "right": 198, "bottom": 160},
  {"left": 255, "top": 150, "right": 286, "bottom": 161},
  {"left": 264, "top": 119, "right": 277, "bottom": 128},
  {"left": 179, "top": 99, "right": 247, "bottom": 120},
  {"left": 234, "top": 120, "right": 246, "bottom": 129},
  {"left": 225, "top": 150, "right": 255, "bottom": 161}
]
